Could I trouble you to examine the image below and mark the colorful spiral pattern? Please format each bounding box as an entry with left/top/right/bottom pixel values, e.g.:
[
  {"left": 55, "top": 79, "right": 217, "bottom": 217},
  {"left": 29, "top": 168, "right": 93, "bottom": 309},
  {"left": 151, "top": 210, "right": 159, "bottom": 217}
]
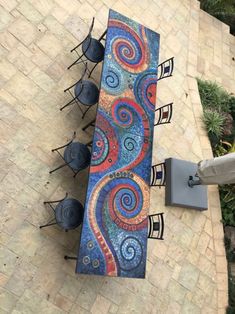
[
  {"left": 91, "top": 127, "right": 109, "bottom": 166},
  {"left": 91, "top": 112, "right": 119, "bottom": 173},
  {"left": 134, "top": 70, "right": 157, "bottom": 111},
  {"left": 119, "top": 237, "right": 143, "bottom": 271},
  {"left": 111, "top": 98, "right": 134, "bottom": 128},
  {"left": 109, "top": 20, "right": 149, "bottom": 73},
  {"left": 107, "top": 174, "right": 148, "bottom": 230},
  {"left": 103, "top": 67, "right": 125, "bottom": 95},
  {"left": 124, "top": 137, "right": 136, "bottom": 151},
  {"left": 105, "top": 69, "right": 120, "bottom": 88},
  {"left": 77, "top": 9, "right": 159, "bottom": 278}
]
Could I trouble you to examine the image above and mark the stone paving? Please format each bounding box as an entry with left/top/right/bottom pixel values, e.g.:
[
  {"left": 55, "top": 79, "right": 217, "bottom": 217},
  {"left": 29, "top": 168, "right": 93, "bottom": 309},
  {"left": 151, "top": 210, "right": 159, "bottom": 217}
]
[{"left": 0, "top": 0, "right": 233, "bottom": 313}]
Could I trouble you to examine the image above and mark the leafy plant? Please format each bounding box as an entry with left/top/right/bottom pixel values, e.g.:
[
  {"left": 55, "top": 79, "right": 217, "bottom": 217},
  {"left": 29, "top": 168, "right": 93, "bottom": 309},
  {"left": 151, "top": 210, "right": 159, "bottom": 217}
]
[
  {"left": 203, "top": 109, "right": 225, "bottom": 138},
  {"left": 215, "top": 140, "right": 235, "bottom": 156},
  {"left": 197, "top": 79, "right": 231, "bottom": 113},
  {"left": 229, "top": 96, "right": 235, "bottom": 121},
  {"left": 220, "top": 185, "right": 235, "bottom": 227},
  {"left": 227, "top": 274, "right": 235, "bottom": 313},
  {"left": 225, "top": 236, "right": 235, "bottom": 313}
]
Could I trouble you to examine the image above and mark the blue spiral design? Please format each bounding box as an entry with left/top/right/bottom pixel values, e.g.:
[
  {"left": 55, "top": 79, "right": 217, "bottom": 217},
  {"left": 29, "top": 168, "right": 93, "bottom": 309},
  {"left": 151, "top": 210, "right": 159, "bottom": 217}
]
[
  {"left": 112, "top": 100, "right": 134, "bottom": 128},
  {"left": 105, "top": 70, "right": 119, "bottom": 88},
  {"left": 114, "top": 187, "right": 141, "bottom": 219},
  {"left": 124, "top": 137, "right": 137, "bottom": 151},
  {"left": 120, "top": 237, "right": 143, "bottom": 271}
]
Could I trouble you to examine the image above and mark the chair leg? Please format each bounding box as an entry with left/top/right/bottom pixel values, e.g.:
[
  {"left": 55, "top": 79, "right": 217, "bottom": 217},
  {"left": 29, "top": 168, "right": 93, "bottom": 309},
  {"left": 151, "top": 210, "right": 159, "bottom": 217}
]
[
  {"left": 82, "top": 119, "right": 96, "bottom": 131},
  {"left": 81, "top": 106, "right": 92, "bottom": 119},
  {"left": 64, "top": 81, "right": 79, "bottom": 92},
  {"left": 39, "top": 221, "right": 57, "bottom": 229},
  {"left": 51, "top": 133, "right": 76, "bottom": 152},
  {"left": 67, "top": 54, "right": 84, "bottom": 70},
  {"left": 70, "top": 41, "right": 82, "bottom": 53},
  {"left": 60, "top": 97, "right": 76, "bottom": 111},
  {"left": 43, "top": 193, "right": 68, "bottom": 205},
  {"left": 73, "top": 171, "right": 79, "bottom": 178},
  {"left": 88, "top": 63, "right": 98, "bottom": 78},
  {"left": 49, "top": 162, "right": 70, "bottom": 174},
  {"left": 64, "top": 256, "right": 77, "bottom": 260},
  {"left": 44, "top": 201, "right": 54, "bottom": 204}
]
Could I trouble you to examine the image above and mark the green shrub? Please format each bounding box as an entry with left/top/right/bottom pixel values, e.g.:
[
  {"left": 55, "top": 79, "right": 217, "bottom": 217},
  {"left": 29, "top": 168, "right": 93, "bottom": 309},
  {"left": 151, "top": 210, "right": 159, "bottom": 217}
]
[
  {"left": 228, "top": 96, "right": 235, "bottom": 120},
  {"left": 229, "top": 278, "right": 235, "bottom": 310},
  {"left": 227, "top": 305, "right": 235, "bottom": 314},
  {"left": 203, "top": 109, "right": 225, "bottom": 138},
  {"left": 220, "top": 185, "right": 235, "bottom": 227},
  {"left": 197, "top": 78, "right": 231, "bottom": 113},
  {"left": 218, "top": 89, "right": 232, "bottom": 113}
]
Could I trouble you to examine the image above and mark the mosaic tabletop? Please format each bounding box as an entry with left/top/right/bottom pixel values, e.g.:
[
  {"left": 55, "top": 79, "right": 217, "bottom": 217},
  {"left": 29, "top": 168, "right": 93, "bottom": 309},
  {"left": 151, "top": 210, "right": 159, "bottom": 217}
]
[{"left": 76, "top": 9, "right": 160, "bottom": 278}]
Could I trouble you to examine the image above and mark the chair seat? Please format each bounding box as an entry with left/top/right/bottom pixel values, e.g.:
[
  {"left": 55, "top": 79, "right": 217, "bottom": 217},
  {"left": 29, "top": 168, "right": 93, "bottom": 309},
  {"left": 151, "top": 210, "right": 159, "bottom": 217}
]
[
  {"left": 82, "top": 37, "right": 105, "bottom": 63},
  {"left": 75, "top": 80, "right": 99, "bottom": 106},
  {"left": 55, "top": 198, "right": 84, "bottom": 229},
  {"left": 64, "top": 142, "right": 91, "bottom": 171}
]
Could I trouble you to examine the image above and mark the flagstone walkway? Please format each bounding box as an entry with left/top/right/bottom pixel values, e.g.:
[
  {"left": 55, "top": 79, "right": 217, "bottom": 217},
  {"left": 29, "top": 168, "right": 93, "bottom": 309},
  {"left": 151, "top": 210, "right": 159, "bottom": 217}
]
[{"left": 0, "top": 0, "right": 234, "bottom": 313}]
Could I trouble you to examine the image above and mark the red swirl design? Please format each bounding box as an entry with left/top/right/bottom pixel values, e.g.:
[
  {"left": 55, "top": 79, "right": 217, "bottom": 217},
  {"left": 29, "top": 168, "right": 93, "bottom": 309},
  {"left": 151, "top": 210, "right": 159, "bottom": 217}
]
[
  {"left": 111, "top": 97, "right": 150, "bottom": 171},
  {"left": 90, "top": 112, "right": 119, "bottom": 173},
  {"left": 109, "top": 20, "right": 149, "bottom": 73}
]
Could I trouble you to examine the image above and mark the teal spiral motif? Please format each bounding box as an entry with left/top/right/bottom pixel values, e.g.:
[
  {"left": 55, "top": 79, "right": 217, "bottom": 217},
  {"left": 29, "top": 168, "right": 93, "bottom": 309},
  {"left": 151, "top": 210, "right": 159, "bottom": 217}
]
[
  {"left": 124, "top": 137, "right": 137, "bottom": 151},
  {"left": 103, "top": 67, "right": 125, "bottom": 95},
  {"left": 105, "top": 69, "right": 119, "bottom": 88},
  {"left": 119, "top": 236, "right": 143, "bottom": 271}
]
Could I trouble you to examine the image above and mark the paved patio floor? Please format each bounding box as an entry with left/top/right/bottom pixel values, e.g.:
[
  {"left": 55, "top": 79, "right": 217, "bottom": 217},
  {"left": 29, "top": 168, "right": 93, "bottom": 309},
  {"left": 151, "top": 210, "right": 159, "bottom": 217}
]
[{"left": 0, "top": 0, "right": 234, "bottom": 313}]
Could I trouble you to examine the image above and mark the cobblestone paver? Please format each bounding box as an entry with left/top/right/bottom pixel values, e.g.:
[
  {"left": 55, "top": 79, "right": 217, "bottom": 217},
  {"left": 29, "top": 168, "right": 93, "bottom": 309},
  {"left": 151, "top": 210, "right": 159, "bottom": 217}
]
[{"left": 0, "top": 0, "right": 233, "bottom": 313}]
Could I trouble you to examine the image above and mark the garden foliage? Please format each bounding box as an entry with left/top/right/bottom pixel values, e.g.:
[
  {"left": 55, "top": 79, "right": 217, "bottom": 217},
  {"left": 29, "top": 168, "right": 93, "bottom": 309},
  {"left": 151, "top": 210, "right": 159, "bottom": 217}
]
[{"left": 197, "top": 78, "right": 235, "bottom": 312}]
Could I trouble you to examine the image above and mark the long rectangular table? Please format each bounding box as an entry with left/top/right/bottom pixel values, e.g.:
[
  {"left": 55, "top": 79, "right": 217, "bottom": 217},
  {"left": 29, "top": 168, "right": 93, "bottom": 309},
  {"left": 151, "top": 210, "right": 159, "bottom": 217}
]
[{"left": 76, "top": 9, "right": 160, "bottom": 278}]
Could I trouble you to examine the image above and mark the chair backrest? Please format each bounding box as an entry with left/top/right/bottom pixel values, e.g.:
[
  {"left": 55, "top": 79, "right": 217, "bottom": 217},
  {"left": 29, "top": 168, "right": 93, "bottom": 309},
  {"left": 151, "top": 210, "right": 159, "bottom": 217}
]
[
  {"left": 150, "top": 162, "right": 166, "bottom": 186},
  {"left": 154, "top": 103, "right": 173, "bottom": 126},
  {"left": 83, "top": 17, "right": 95, "bottom": 55},
  {"left": 70, "top": 131, "right": 76, "bottom": 144},
  {"left": 148, "top": 213, "right": 164, "bottom": 240},
  {"left": 88, "top": 17, "right": 95, "bottom": 35},
  {"left": 157, "top": 57, "right": 174, "bottom": 81},
  {"left": 65, "top": 64, "right": 86, "bottom": 94}
]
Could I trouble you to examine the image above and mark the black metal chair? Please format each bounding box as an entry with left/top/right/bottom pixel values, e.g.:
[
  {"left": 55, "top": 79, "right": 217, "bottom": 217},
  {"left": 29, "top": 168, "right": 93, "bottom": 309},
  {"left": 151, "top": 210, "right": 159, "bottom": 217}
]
[
  {"left": 68, "top": 17, "right": 106, "bottom": 77},
  {"left": 150, "top": 162, "right": 166, "bottom": 187},
  {"left": 148, "top": 213, "right": 164, "bottom": 240},
  {"left": 157, "top": 57, "right": 174, "bottom": 81},
  {"left": 154, "top": 103, "right": 173, "bottom": 126},
  {"left": 61, "top": 63, "right": 99, "bottom": 119},
  {"left": 50, "top": 132, "right": 91, "bottom": 177},
  {"left": 40, "top": 193, "right": 84, "bottom": 231}
]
